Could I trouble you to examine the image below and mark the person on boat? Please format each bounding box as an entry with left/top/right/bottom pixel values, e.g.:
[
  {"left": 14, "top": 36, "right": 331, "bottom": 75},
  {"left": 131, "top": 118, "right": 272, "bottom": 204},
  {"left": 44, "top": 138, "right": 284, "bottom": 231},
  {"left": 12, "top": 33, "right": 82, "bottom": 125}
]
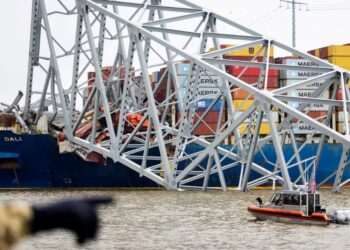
[
  {"left": 291, "top": 194, "right": 300, "bottom": 206},
  {"left": 0, "top": 197, "right": 112, "bottom": 250}
]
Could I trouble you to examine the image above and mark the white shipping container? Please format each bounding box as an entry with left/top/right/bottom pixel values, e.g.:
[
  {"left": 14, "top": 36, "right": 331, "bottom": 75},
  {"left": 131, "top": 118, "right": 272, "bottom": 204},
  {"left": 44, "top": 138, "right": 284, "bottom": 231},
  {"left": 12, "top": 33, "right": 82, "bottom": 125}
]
[
  {"left": 288, "top": 89, "right": 329, "bottom": 98},
  {"left": 287, "top": 102, "right": 328, "bottom": 111},
  {"left": 279, "top": 58, "right": 321, "bottom": 80},
  {"left": 233, "top": 111, "right": 279, "bottom": 123},
  {"left": 176, "top": 63, "right": 191, "bottom": 75},
  {"left": 280, "top": 79, "right": 325, "bottom": 90},
  {"left": 287, "top": 90, "right": 329, "bottom": 111},
  {"left": 179, "top": 87, "right": 187, "bottom": 99},
  {"left": 179, "top": 87, "right": 222, "bottom": 98},
  {"left": 337, "top": 112, "right": 350, "bottom": 123},
  {"left": 280, "top": 58, "right": 319, "bottom": 67},
  {"left": 337, "top": 122, "right": 350, "bottom": 134},
  {"left": 177, "top": 75, "right": 222, "bottom": 88},
  {"left": 197, "top": 87, "right": 222, "bottom": 97},
  {"left": 198, "top": 75, "right": 222, "bottom": 88},
  {"left": 176, "top": 63, "right": 219, "bottom": 76},
  {"left": 176, "top": 75, "right": 189, "bottom": 87},
  {"left": 152, "top": 71, "right": 161, "bottom": 82},
  {"left": 291, "top": 122, "right": 320, "bottom": 134},
  {"left": 281, "top": 71, "right": 323, "bottom": 80}
]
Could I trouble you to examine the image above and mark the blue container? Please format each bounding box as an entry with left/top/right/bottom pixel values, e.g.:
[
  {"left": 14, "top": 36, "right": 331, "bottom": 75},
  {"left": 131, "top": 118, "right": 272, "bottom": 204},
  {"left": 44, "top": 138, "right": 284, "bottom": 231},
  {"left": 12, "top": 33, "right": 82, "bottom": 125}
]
[
  {"left": 153, "top": 71, "right": 161, "bottom": 83},
  {"left": 196, "top": 99, "right": 223, "bottom": 111},
  {"left": 176, "top": 98, "right": 223, "bottom": 111}
]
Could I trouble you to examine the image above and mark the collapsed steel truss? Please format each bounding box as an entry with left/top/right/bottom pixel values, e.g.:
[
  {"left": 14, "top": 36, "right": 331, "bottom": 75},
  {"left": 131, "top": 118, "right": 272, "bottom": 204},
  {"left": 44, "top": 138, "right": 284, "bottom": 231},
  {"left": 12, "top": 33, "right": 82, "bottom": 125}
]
[{"left": 22, "top": 0, "right": 350, "bottom": 191}]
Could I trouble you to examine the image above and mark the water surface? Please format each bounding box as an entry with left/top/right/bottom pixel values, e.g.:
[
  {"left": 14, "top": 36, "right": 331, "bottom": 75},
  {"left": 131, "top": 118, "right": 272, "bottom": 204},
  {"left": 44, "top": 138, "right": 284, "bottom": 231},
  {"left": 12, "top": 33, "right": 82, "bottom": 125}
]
[{"left": 0, "top": 189, "right": 348, "bottom": 249}]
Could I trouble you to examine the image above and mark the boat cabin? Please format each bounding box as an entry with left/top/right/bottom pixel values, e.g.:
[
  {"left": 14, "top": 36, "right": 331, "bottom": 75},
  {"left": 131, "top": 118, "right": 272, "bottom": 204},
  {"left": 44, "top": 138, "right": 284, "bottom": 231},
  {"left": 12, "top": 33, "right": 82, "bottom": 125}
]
[{"left": 269, "top": 190, "right": 323, "bottom": 216}]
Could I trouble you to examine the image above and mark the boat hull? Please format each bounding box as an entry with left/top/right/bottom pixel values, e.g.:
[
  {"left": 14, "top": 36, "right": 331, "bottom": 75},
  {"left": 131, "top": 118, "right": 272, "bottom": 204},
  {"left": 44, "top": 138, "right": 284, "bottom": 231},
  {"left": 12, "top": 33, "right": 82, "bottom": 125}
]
[
  {"left": 0, "top": 130, "right": 349, "bottom": 188},
  {"left": 248, "top": 205, "right": 330, "bottom": 226}
]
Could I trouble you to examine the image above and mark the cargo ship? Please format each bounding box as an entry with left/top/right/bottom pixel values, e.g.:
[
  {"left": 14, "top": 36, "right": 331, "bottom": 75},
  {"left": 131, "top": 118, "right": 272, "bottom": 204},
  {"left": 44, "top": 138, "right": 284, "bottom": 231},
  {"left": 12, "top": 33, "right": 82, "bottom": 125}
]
[
  {"left": 0, "top": 127, "right": 349, "bottom": 189},
  {"left": 1, "top": 42, "right": 350, "bottom": 189}
]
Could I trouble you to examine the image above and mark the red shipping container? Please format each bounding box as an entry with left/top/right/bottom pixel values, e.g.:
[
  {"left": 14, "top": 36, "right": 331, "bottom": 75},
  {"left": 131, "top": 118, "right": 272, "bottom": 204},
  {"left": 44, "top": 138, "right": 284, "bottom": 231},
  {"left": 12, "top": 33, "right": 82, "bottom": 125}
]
[
  {"left": 176, "top": 111, "right": 225, "bottom": 123},
  {"left": 308, "top": 50, "right": 315, "bottom": 56},
  {"left": 87, "top": 66, "right": 128, "bottom": 89},
  {"left": 153, "top": 77, "right": 176, "bottom": 103},
  {"left": 336, "top": 87, "right": 349, "bottom": 111},
  {"left": 336, "top": 103, "right": 350, "bottom": 112},
  {"left": 160, "top": 67, "right": 168, "bottom": 76},
  {"left": 290, "top": 111, "right": 328, "bottom": 123},
  {"left": 230, "top": 76, "right": 279, "bottom": 89},
  {"left": 194, "top": 111, "right": 225, "bottom": 124},
  {"left": 226, "top": 65, "right": 278, "bottom": 77},
  {"left": 319, "top": 47, "right": 328, "bottom": 59},
  {"left": 176, "top": 111, "right": 226, "bottom": 135},
  {"left": 336, "top": 89, "right": 350, "bottom": 100},
  {"left": 193, "top": 122, "right": 221, "bottom": 135},
  {"left": 154, "top": 90, "right": 171, "bottom": 103},
  {"left": 155, "top": 69, "right": 175, "bottom": 89},
  {"left": 88, "top": 66, "right": 127, "bottom": 82}
]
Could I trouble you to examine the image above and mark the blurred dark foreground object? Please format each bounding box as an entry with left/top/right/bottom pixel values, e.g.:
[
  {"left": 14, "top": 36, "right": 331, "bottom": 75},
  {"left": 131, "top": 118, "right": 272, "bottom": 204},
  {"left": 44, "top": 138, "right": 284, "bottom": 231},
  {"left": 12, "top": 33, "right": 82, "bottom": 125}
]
[
  {"left": 0, "top": 197, "right": 113, "bottom": 250},
  {"left": 31, "top": 197, "right": 113, "bottom": 244}
]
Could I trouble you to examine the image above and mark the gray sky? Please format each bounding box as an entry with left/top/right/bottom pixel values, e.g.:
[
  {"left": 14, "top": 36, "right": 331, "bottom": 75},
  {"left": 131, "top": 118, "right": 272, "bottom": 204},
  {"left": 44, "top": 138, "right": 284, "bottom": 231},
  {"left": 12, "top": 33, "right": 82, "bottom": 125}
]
[{"left": 0, "top": 0, "right": 349, "bottom": 104}]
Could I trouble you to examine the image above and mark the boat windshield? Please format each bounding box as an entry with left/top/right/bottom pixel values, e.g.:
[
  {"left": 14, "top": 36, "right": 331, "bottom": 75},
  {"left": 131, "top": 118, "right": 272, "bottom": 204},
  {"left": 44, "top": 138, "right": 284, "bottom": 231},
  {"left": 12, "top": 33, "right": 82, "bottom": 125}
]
[
  {"left": 271, "top": 193, "right": 282, "bottom": 205},
  {"left": 271, "top": 192, "right": 320, "bottom": 207},
  {"left": 282, "top": 194, "right": 300, "bottom": 205}
]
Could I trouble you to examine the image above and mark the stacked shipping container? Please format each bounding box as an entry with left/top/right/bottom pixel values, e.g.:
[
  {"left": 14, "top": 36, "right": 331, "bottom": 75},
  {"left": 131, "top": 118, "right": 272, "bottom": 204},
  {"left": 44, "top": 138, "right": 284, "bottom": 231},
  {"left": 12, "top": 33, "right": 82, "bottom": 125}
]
[
  {"left": 335, "top": 90, "right": 350, "bottom": 134},
  {"left": 155, "top": 63, "right": 225, "bottom": 136},
  {"left": 219, "top": 44, "right": 279, "bottom": 135},
  {"left": 82, "top": 44, "right": 350, "bottom": 140},
  {"left": 277, "top": 57, "right": 328, "bottom": 134},
  {"left": 86, "top": 66, "right": 128, "bottom": 106},
  {"left": 309, "top": 44, "right": 350, "bottom": 135},
  {"left": 309, "top": 45, "right": 350, "bottom": 71}
]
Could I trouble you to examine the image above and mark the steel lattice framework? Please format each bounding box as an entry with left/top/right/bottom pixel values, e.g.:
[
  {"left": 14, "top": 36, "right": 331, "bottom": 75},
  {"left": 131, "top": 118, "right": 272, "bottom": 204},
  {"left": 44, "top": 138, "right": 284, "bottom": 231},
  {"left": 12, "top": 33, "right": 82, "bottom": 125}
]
[{"left": 22, "top": 0, "right": 350, "bottom": 192}]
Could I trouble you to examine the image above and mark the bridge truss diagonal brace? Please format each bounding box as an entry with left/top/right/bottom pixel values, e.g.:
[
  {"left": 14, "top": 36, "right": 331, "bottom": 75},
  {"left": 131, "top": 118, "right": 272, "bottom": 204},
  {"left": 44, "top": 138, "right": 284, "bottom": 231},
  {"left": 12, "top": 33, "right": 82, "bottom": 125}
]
[
  {"left": 24, "top": 0, "right": 350, "bottom": 192},
  {"left": 86, "top": 0, "right": 350, "bottom": 145}
]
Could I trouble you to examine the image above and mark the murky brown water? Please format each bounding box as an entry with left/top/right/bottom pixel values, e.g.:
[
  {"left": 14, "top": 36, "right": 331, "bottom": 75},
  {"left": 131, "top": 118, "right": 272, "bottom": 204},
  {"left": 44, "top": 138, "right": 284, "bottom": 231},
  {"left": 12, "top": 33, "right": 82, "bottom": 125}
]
[{"left": 1, "top": 189, "right": 349, "bottom": 250}]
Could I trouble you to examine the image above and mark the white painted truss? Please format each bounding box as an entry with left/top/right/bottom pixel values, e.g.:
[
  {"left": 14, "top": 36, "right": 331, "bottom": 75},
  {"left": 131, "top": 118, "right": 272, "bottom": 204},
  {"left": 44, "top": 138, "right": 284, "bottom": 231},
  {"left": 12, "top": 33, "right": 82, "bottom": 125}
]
[{"left": 22, "top": 0, "right": 350, "bottom": 192}]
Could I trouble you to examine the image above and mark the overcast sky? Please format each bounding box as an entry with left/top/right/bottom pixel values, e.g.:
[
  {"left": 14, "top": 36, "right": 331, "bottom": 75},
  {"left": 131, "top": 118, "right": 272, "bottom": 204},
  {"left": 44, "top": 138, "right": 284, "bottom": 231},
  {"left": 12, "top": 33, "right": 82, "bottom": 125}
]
[{"left": 0, "top": 0, "right": 349, "bottom": 104}]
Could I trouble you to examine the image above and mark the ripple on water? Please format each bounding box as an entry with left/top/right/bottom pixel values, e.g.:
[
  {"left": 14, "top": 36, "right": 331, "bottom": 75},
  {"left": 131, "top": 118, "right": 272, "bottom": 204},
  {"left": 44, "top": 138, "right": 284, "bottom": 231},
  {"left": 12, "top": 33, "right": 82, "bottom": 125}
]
[{"left": 0, "top": 189, "right": 348, "bottom": 250}]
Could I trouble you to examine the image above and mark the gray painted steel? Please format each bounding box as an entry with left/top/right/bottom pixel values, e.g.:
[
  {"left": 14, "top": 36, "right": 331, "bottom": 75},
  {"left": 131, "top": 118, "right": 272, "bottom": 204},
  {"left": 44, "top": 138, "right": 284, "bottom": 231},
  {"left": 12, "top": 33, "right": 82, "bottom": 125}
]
[{"left": 21, "top": 0, "right": 350, "bottom": 192}]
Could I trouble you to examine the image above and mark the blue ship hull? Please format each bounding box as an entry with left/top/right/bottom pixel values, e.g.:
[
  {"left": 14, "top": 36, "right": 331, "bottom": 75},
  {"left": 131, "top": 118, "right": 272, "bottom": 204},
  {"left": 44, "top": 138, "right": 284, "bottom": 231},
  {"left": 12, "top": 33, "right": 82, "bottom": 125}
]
[{"left": 0, "top": 130, "right": 348, "bottom": 188}]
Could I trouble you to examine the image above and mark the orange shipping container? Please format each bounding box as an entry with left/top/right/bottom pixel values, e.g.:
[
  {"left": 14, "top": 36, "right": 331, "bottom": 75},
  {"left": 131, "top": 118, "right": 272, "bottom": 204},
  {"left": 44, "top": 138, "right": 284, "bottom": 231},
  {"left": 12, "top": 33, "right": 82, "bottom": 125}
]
[
  {"left": 232, "top": 88, "right": 277, "bottom": 100},
  {"left": 290, "top": 111, "right": 328, "bottom": 123},
  {"left": 226, "top": 65, "right": 278, "bottom": 77}
]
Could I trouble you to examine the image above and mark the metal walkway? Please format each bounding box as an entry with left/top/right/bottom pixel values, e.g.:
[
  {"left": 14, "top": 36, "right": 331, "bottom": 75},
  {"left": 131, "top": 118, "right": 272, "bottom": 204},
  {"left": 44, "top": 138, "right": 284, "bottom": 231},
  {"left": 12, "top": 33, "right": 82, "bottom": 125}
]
[{"left": 22, "top": 0, "right": 350, "bottom": 192}]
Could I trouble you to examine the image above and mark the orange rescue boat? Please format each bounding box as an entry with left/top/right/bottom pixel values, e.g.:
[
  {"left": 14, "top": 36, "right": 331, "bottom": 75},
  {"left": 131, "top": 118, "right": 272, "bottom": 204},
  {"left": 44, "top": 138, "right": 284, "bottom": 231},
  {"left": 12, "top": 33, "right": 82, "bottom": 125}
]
[{"left": 247, "top": 189, "right": 330, "bottom": 225}]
